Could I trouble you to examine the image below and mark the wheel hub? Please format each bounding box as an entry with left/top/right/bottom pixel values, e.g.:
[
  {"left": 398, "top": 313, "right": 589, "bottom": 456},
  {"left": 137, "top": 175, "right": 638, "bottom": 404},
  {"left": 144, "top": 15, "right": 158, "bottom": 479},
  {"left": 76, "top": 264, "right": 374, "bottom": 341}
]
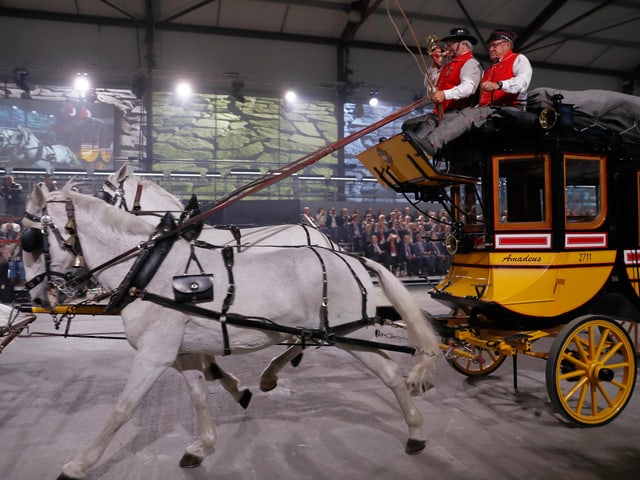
[{"left": 598, "top": 368, "right": 614, "bottom": 382}]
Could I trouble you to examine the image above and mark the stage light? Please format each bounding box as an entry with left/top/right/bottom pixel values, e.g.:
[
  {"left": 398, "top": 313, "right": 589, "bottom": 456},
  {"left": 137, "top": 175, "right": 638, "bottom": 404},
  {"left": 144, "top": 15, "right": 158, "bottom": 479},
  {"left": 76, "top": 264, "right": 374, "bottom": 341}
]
[
  {"left": 74, "top": 73, "right": 91, "bottom": 97},
  {"left": 175, "top": 80, "right": 192, "bottom": 101},
  {"left": 368, "top": 89, "right": 379, "bottom": 107},
  {"left": 285, "top": 89, "right": 297, "bottom": 102}
]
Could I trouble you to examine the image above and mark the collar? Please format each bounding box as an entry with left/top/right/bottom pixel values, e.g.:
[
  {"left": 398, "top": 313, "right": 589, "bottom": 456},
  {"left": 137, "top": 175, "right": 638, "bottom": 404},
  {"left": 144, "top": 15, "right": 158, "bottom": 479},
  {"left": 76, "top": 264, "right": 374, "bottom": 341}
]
[{"left": 494, "top": 50, "right": 516, "bottom": 64}]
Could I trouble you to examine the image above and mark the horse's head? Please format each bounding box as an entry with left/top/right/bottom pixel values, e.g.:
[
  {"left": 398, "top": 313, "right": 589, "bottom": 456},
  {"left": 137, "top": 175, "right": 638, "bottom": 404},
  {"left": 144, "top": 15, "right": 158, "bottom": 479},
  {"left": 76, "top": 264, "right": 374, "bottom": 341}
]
[
  {"left": 96, "top": 164, "right": 184, "bottom": 218},
  {"left": 7, "top": 126, "right": 29, "bottom": 152},
  {"left": 95, "top": 163, "right": 132, "bottom": 206},
  {"left": 21, "top": 184, "right": 89, "bottom": 307}
]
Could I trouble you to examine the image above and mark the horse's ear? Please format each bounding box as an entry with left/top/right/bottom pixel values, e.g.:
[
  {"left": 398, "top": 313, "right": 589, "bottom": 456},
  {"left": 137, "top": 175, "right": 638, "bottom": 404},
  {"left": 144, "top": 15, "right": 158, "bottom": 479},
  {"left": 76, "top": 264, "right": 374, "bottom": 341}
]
[
  {"left": 30, "top": 183, "right": 48, "bottom": 208},
  {"left": 115, "top": 164, "right": 130, "bottom": 182}
]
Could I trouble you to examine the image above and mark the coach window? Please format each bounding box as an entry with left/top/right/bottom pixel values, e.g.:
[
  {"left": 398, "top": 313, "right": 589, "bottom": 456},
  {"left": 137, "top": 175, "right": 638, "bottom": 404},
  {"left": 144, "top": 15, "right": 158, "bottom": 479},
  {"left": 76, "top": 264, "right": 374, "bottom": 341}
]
[
  {"left": 564, "top": 154, "right": 606, "bottom": 229},
  {"left": 494, "top": 154, "right": 551, "bottom": 230}
]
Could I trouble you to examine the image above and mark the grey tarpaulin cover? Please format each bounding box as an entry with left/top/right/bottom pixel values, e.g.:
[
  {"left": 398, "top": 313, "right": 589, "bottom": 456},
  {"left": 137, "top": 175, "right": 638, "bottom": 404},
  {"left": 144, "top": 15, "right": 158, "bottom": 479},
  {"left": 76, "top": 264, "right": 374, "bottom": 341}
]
[{"left": 529, "top": 87, "right": 640, "bottom": 144}]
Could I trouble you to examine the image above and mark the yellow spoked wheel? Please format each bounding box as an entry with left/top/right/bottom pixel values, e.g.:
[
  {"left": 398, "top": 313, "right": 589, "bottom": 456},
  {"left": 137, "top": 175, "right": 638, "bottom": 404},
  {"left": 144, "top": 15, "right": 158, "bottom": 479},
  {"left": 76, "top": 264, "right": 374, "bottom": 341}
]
[
  {"left": 447, "top": 344, "right": 507, "bottom": 377},
  {"left": 618, "top": 321, "right": 639, "bottom": 355},
  {"left": 546, "top": 315, "right": 637, "bottom": 427}
]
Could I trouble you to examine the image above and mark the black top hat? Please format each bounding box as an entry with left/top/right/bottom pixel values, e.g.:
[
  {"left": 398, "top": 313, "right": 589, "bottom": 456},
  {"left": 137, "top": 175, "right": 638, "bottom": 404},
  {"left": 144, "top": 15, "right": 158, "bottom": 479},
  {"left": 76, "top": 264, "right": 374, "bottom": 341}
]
[{"left": 441, "top": 27, "right": 478, "bottom": 45}]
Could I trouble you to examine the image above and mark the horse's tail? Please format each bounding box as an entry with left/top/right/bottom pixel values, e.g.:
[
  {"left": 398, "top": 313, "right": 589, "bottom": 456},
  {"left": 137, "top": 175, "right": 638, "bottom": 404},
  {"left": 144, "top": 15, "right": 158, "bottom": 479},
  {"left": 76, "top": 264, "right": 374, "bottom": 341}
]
[{"left": 361, "top": 257, "right": 440, "bottom": 395}]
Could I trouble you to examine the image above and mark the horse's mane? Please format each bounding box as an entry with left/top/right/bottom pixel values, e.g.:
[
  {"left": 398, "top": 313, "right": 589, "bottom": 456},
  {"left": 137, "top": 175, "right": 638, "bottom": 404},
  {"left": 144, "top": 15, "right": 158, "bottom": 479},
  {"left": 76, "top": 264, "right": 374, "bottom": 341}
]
[
  {"left": 125, "top": 174, "right": 184, "bottom": 209},
  {"left": 52, "top": 183, "right": 155, "bottom": 237}
]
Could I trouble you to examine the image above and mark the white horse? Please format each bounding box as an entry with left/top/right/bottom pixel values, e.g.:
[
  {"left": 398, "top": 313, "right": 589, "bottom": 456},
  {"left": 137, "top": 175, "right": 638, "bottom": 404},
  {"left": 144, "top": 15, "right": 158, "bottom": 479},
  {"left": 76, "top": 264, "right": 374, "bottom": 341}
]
[
  {"left": 8, "top": 126, "right": 80, "bottom": 171},
  {"left": 98, "top": 165, "right": 340, "bottom": 390},
  {"left": 22, "top": 185, "right": 439, "bottom": 479},
  {"left": 100, "top": 164, "right": 341, "bottom": 251}
]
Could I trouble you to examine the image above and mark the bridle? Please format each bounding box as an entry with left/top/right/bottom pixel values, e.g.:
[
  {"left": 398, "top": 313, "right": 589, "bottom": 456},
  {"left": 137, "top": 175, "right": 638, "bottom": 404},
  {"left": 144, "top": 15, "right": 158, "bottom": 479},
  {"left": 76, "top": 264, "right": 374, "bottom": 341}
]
[
  {"left": 21, "top": 200, "right": 90, "bottom": 299},
  {"left": 96, "top": 176, "right": 164, "bottom": 217},
  {"left": 95, "top": 178, "right": 132, "bottom": 211}
]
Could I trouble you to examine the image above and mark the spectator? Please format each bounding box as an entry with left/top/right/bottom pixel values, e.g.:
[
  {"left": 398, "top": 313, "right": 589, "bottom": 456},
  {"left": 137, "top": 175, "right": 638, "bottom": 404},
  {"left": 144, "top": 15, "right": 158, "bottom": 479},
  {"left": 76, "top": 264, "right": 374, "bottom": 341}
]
[
  {"left": 1, "top": 176, "right": 24, "bottom": 218},
  {"left": 41, "top": 174, "right": 59, "bottom": 192},
  {"left": 399, "top": 234, "right": 419, "bottom": 276},
  {"left": 348, "top": 213, "right": 363, "bottom": 253},
  {"left": 384, "top": 233, "right": 401, "bottom": 275},
  {"left": 425, "top": 232, "right": 451, "bottom": 275},
  {"left": 365, "top": 234, "right": 388, "bottom": 266},
  {"left": 338, "top": 208, "right": 350, "bottom": 243},
  {"left": 4, "top": 223, "right": 24, "bottom": 286},
  {"left": 327, "top": 207, "right": 339, "bottom": 240}
]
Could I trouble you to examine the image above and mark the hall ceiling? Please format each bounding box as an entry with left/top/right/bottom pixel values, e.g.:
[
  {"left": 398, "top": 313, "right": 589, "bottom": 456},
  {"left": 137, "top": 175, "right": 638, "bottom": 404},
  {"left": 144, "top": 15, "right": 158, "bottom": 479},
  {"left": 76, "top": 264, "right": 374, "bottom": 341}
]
[{"left": 1, "top": 0, "right": 639, "bottom": 81}]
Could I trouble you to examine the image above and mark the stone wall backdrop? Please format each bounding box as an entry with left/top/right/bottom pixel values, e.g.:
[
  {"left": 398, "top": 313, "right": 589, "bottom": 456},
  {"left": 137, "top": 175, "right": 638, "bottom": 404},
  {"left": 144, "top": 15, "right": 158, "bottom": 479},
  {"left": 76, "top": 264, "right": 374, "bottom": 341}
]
[
  {"left": 0, "top": 83, "right": 411, "bottom": 205},
  {"left": 151, "top": 93, "right": 340, "bottom": 201}
]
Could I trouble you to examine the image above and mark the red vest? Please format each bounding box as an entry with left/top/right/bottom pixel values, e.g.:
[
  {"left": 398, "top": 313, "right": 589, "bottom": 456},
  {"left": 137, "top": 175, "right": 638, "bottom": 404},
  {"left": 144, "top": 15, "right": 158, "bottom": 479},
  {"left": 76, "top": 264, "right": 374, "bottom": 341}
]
[
  {"left": 434, "top": 51, "right": 476, "bottom": 113},
  {"left": 479, "top": 51, "right": 520, "bottom": 106}
]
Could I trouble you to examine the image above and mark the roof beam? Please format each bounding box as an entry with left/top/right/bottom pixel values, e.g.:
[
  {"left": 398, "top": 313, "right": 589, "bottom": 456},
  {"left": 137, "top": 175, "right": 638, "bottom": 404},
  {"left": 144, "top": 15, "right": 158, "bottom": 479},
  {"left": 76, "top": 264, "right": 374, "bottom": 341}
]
[
  {"left": 340, "top": 0, "right": 383, "bottom": 42},
  {"left": 159, "top": 0, "right": 217, "bottom": 24},
  {"left": 0, "top": 5, "right": 633, "bottom": 79},
  {"left": 520, "top": 0, "right": 617, "bottom": 51},
  {"left": 514, "top": 0, "right": 568, "bottom": 51}
]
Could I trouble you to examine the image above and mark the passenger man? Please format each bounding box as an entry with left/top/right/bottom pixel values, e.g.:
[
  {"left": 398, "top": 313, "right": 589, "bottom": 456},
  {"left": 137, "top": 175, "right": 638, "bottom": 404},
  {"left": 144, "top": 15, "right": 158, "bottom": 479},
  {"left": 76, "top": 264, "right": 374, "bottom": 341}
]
[
  {"left": 422, "top": 28, "right": 533, "bottom": 155},
  {"left": 403, "top": 27, "right": 482, "bottom": 149},
  {"left": 478, "top": 29, "right": 532, "bottom": 107}
]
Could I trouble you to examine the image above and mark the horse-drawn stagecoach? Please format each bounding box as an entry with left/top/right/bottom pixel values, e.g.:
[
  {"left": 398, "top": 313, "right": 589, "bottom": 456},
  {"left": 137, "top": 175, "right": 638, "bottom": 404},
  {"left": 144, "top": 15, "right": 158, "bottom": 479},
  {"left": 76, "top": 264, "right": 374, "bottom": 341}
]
[
  {"left": 5, "top": 86, "right": 640, "bottom": 478},
  {"left": 358, "top": 86, "right": 640, "bottom": 426}
]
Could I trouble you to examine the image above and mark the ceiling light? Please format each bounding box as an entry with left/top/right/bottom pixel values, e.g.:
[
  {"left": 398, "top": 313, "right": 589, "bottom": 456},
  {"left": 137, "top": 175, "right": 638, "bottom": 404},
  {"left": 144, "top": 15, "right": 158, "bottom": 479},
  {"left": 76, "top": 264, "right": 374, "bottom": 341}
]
[
  {"left": 74, "top": 73, "right": 91, "bottom": 97},
  {"left": 175, "top": 80, "right": 192, "bottom": 100},
  {"left": 285, "top": 90, "right": 297, "bottom": 102}
]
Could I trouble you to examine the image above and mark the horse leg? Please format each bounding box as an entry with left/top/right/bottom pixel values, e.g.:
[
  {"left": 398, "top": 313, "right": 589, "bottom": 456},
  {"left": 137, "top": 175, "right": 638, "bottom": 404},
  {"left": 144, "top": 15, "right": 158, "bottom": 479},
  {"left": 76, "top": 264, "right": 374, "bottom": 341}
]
[
  {"left": 173, "top": 355, "right": 217, "bottom": 468},
  {"left": 58, "top": 346, "right": 180, "bottom": 479},
  {"left": 206, "top": 358, "right": 253, "bottom": 409},
  {"left": 345, "top": 348, "right": 427, "bottom": 455},
  {"left": 259, "top": 343, "right": 304, "bottom": 392}
]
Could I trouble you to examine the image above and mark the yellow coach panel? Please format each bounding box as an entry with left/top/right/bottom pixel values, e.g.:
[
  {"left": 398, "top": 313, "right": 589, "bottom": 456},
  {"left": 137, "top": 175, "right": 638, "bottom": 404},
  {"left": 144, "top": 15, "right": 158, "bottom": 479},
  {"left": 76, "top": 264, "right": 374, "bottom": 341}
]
[{"left": 438, "top": 250, "right": 616, "bottom": 318}]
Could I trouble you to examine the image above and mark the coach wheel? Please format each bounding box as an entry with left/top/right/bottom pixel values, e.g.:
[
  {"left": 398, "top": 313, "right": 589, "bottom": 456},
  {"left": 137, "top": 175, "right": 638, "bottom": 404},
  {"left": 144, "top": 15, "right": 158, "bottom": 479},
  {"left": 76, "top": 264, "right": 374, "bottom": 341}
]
[
  {"left": 447, "top": 345, "right": 507, "bottom": 377},
  {"left": 546, "top": 315, "right": 637, "bottom": 427},
  {"left": 618, "top": 321, "right": 639, "bottom": 355}
]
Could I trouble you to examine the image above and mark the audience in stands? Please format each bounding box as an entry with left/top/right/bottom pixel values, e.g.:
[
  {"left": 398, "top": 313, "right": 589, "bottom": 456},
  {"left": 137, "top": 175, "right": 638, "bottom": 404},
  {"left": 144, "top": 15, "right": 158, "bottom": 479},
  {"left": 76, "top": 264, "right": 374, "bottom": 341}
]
[{"left": 306, "top": 205, "right": 453, "bottom": 277}]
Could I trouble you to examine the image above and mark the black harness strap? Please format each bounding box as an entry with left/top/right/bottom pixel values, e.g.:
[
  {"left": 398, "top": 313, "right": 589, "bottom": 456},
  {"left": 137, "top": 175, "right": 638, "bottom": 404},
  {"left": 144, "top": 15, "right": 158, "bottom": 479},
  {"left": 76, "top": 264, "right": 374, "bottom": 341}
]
[
  {"left": 138, "top": 291, "right": 414, "bottom": 354},
  {"left": 220, "top": 246, "right": 235, "bottom": 355},
  {"left": 307, "top": 247, "right": 329, "bottom": 331},
  {"left": 105, "top": 213, "right": 178, "bottom": 312}
]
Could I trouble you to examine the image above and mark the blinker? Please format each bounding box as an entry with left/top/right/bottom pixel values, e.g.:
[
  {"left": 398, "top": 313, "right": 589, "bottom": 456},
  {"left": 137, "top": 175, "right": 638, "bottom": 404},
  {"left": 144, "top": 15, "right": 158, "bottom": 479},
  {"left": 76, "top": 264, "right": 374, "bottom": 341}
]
[
  {"left": 95, "top": 189, "right": 115, "bottom": 204},
  {"left": 21, "top": 227, "right": 44, "bottom": 253}
]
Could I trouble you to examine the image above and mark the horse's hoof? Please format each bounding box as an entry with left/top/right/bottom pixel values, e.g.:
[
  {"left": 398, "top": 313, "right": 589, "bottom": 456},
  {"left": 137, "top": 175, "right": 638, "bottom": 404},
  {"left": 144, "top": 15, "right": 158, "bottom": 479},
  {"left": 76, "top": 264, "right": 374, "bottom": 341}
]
[
  {"left": 179, "top": 452, "right": 203, "bottom": 469},
  {"left": 259, "top": 378, "right": 277, "bottom": 392},
  {"left": 239, "top": 389, "right": 253, "bottom": 409},
  {"left": 290, "top": 352, "right": 304, "bottom": 367},
  {"left": 405, "top": 438, "right": 426, "bottom": 455},
  {"left": 57, "top": 474, "right": 81, "bottom": 480}
]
